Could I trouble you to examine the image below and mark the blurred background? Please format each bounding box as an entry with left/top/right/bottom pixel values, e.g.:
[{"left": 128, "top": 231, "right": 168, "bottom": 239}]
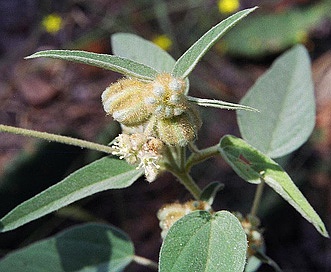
[{"left": 0, "top": 0, "right": 330, "bottom": 271}]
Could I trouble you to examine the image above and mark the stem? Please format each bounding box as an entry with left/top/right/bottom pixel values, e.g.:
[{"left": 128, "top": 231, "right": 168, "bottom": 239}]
[
  {"left": 173, "top": 171, "right": 202, "bottom": 200},
  {"left": 133, "top": 255, "right": 158, "bottom": 270},
  {"left": 188, "top": 142, "right": 200, "bottom": 153},
  {"left": 179, "top": 146, "right": 186, "bottom": 170},
  {"left": 163, "top": 145, "right": 180, "bottom": 172},
  {"left": 186, "top": 144, "right": 219, "bottom": 171},
  {"left": 250, "top": 178, "right": 265, "bottom": 217},
  {"left": 0, "top": 124, "right": 114, "bottom": 154},
  {"left": 163, "top": 145, "right": 202, "bottom": 200}
]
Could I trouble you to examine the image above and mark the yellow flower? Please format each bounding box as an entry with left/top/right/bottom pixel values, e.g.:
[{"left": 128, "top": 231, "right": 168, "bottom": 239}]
[
  {"left": 42, "top": 13, "right": 63, "bottom": 34},
  {"left": 295, "top": 31, "right": 308, "bottom": 43},
  {"left": 152, "top": 34, "right": 173, "bottom": 51},
  {"left": 218, "top": 0, "right": 240, "bottom": 14}
]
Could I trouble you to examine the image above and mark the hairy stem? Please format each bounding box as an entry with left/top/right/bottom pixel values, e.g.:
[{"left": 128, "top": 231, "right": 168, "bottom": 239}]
[
  {"left": 0, "top": 124, "right": 114, "bottom": 154},
  {"left": 163, "top": 145, "right": 202, "bottom": 199},
  {"left": 173, "top": 171, "right": 202, "bottom": 200},
  {"left": 250, "top": 178, "right": 265, "bottom": 217},
  {"left": 186, "top": 144, "right": 219, "bottom": 171},
  {"left": 179, "top": 146, "right": 186, "bottom": 170}
]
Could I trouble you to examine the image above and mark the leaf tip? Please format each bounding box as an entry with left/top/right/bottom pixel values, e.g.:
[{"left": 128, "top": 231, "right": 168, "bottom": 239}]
[
  {"left": 319, "top": 226, "right": 329, "bottom": 238},
  {"left": 238, "top": 104, "right": 260, "bottom": 113},
  {"left": 249, "top": 6, "right": 259, "bottom": 12},
  {"left": 24, "top": 54, "right": 36, "bottom": 59}
]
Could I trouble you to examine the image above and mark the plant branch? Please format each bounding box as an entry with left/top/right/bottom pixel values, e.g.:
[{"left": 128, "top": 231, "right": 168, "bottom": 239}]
[
  {"left": 179, "top": 146, "right": 186, "bottom": 170},
  {"left": 172, "top": 170, "right": 202, "bottom": 200},
  {"left": 250, "top": 178, "right": 265, "bottom": 217},
  {"left": 0, "top": 124, "right": 114, "bottom": 154},
  {"left": 163, "top": 145, "right": 202, "bottom": 199},
  {"left": 186, "top": 144, "right": 219, "bottom": 171},
  {"left": 133, "top": 255, "right": 158, "bottom": 270},
  {"left": 163, "top": 145, "right": 180, "bottom": 172}
]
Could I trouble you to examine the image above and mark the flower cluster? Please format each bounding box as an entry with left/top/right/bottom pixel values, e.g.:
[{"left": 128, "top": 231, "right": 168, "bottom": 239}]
[
  {"left": 102, "top": 73, "right": 201, "bottom": 146},
  {"left": 111, "top": 133, "right": 164, "bottom": 182},
  {"left": 157, "top": 200, "right": 212, "bottom": 238},
  {"left": 234, "top": 213, "right": 264, "bottom": 257}
]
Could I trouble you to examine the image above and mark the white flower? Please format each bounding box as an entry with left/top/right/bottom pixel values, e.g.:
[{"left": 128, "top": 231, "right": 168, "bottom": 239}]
[
  {"left": 137, "top": 148, "right": 161, "bottom": 182},
  {"left": 111, "top": 134, "right": 138, "bottom": 164},
  {"left": 111, "top": 133, "right": 164, "bottom": 182}
]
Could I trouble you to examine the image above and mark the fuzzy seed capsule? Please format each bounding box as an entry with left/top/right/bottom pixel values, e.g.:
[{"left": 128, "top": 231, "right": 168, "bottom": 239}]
[
  {"left": 144, "top": 73, "right": 189, "bottom": 119},
  {"left": 102, "top": 73, "right": 203, "bottom": 146},
  {"left": 102, "top": 78, "right": 151, "bottom": 126},
  {"left": 145, "top": 105, "right": 202, "bottom": 146}
]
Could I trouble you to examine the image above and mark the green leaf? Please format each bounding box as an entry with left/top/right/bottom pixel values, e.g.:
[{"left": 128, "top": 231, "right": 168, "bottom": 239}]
[
  {"left": 111, "top": 33, "right": 176, "bottom": 73},
  {"left": 26, "top": 50, "right": 158, "bottom": 80},
  {"left": 0, "top": 157, "right": 143, "bottom": 232},
  {"left": 159, "top": 210, "right": 247, "bottom": 272},
  {"left": 111, "top": 33, "right": 190, "bottom": 94},
  {"left": 187, "top": 96, "right": 258, "bottom": 112},
  {"left": 237, "top": 45, "right": 315, "bottom": 158},
  {"left": 219, "top": 135, "right": 329, "bottom": 237},
  {"left": 0, "top": 223, "right": 134, "bottom": 272},
  {"left": 199, "top": 181, "right": 224, "bottom": 205},
  {"left": 172, "top": 7, "right": 257, "bottom": 78}
]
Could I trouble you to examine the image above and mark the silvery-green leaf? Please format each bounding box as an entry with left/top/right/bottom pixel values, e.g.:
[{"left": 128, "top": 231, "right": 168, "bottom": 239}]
[
  {"left": 26, "top": 50, "right": 158, "bottom": 80},
  {"left": 187, "top": 96, "right": 258, "bottom": 112},
  {"left": 159, "top": 210, "right": 247, "bottom": 272},
  {"left": 172, "top": 7, "right": 257, "bottom": 78},
  {"left": 219, "top": 135, "right": 329, "bottom": 238},
  {"left": 0, "top": 223, "right": 134, "bottom": 272},
  {"left": 237, "top": 45, "right": 315, "bottom": 158},
  {"left": 0, "top": 157, "right": 143, "bottom": 232},
  {"left": 111, "top": 33, "right": 176, "bottom": 73}
]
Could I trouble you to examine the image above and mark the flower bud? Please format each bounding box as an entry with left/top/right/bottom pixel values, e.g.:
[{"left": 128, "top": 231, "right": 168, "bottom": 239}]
[
  {"left": 102, "top": 78, "right": 151, "bottom": 126},
  {"left": 145, "top": 105, "right": 202, "bottom": 146}
]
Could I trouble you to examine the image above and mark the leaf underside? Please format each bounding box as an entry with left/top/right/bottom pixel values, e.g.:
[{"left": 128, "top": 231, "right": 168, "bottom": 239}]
[
  {"left": 219, "top": 135, "right": 329, "bottom": 238},
  {"left": 26, "top": 50, "right": 158, "bottom": 80},
  {"left": 0, "top": 157, "right": 143, "bottom": 232}
]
